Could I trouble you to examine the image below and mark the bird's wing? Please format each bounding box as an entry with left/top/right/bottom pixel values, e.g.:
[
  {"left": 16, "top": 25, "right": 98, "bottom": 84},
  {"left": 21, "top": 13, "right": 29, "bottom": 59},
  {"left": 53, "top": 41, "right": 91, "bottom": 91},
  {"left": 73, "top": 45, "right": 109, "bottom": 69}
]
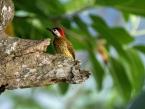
[{"left": 66, "top": 38, "right": 75, "bottom": 60}]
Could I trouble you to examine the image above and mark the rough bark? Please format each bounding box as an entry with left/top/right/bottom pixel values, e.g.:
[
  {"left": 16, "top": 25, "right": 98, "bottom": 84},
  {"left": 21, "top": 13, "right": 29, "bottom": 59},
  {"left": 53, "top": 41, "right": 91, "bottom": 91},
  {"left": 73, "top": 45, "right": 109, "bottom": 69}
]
[
  {"left": 0, "top": 35, "right": 90, "bottom": 90},
  {"left": 0, "top": 0, "right": 90, "bottom": 93}
]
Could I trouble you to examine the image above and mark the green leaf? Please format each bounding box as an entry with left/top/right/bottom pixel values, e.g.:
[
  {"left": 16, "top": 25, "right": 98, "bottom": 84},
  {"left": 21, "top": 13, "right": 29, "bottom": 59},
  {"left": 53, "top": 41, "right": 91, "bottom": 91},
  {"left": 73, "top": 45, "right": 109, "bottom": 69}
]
[
  {"left": 14, "top": 0, "right": 66, "bottom": 17},
  {"left": 14, "top": 0, "right": 46, "bottom": 17},
  {"left": 58, "top": 83, "right": 69, "bottom": 95},
  {"left": 91, "top": 15, "right": 134, "bottom": 45},
  {"left": 12, "top": 95, "right": 43, "bottom": 109},
  {"left": 110, "top": 28, "right": 134, "bottom": 45},
  {"left": 69, "top": 35, "right": 87, "bottom": 50},
  {"left": 122, "top": 49, "right": 145, "bottom": 94},
  {"left": 73, "top": 16, "right": 105, "bottom": 89},
  {"left": 88, "top": 48, "right": 105, "bottom": 90},
  {"left": 73, "top": 16, "right": 89, "bottom": 36},
  {"left": 73, "top": 16, "right": 97, "bottom": 50},
  {"left": 133, "top": 45, "right": 145, "bottom": 54},
  {"left": 109, "top": 57, "right": 132, "bottom": 100},
  {"left": 64, "top": 0, "right": 95, "bottom": 14},
  {"left": 91, "top": 15, "right": 131, "bottom": 59},
  {"left": 122, "top": 12, "right": 131, "bottom": 22},
  {"left": 96, "top": 0, "right": 132, "bottom": 6},
  {"left": 36, "top": 0, "right": 65, "bottom": 16},
  {"left": 115, "top": 0, "right": 145, "bottom": 17},
  {"left": 96, "top": 0, "right": 145, "bottom": 17}
]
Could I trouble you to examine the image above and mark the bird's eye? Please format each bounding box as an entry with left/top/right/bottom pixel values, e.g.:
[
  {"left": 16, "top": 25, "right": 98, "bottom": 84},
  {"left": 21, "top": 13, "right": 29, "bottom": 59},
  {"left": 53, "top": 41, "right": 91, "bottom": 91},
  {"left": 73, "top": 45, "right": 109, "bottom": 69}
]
[{"left": 53, "top": 29, "right": 57, "bottom": 32}]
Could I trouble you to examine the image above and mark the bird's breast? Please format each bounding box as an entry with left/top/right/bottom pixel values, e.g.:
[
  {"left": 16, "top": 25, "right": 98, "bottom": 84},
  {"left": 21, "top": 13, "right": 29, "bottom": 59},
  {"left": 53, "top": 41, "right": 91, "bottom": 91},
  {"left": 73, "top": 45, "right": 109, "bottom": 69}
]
[{"left": 53, "top": 38, "right": 73, "bottom": 59}]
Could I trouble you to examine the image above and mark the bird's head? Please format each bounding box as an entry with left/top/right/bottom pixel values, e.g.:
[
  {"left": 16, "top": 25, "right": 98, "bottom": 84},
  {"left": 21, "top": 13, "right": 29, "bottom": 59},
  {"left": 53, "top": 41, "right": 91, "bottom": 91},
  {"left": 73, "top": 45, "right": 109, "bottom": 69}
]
[{"left": 47, "top": 27, "right": 65, "bottom": 38}]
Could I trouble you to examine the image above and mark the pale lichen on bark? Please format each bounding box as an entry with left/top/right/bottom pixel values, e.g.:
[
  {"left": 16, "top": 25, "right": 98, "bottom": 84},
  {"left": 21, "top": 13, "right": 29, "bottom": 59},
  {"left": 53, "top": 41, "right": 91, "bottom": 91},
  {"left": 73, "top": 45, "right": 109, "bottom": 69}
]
[
  {"left": 0, "top": 0, "right": 90, "bottom": 94},
  {"left": 0, "top": 0, "right": 14, "bottom": 31}
]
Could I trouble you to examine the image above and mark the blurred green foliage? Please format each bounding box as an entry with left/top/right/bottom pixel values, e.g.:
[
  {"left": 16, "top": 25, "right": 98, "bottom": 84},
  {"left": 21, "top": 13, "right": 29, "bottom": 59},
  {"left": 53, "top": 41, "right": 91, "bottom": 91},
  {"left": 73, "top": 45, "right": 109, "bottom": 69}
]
[{"left": 10, "top": 0, "right": 145, "bottom": 109}]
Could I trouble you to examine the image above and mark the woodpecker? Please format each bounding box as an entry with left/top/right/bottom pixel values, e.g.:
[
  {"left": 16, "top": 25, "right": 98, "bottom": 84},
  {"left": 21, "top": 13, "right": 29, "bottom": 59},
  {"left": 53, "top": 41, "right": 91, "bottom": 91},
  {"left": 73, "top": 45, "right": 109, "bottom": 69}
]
[{"left": 47, "top": 27, "right": 75, "bottom": 60}]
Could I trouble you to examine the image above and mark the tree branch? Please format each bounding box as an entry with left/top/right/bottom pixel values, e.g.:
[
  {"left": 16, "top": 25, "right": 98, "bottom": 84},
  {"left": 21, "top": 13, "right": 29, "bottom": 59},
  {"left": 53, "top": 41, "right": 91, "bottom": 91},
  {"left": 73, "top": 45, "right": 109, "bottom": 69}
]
[{"left": 0, "top": 35, "right": 90, "bottom": 91}]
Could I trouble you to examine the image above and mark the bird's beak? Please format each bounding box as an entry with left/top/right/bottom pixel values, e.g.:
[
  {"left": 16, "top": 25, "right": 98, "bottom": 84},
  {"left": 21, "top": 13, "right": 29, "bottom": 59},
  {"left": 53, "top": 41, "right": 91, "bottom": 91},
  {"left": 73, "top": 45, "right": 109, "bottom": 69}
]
[{"left": 46, "top": 28, "right": 52, "bottom": 32}]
